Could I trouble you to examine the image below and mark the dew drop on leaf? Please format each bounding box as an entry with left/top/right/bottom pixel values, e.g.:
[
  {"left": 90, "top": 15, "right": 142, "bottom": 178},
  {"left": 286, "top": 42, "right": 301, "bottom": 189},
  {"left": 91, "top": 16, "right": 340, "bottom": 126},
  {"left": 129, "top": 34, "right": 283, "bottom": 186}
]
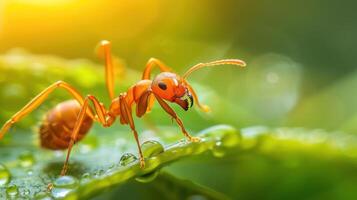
[
  {"left": 80, "top": 172, "right": 91, "bottom": 184},
  {"left": 119, "top": 153, "right": 138, "bottom": 166},
  {"left": 18, "top": 151, "right": 35, "bottom": 167},
  {"left": 81, "top": 172, "right": 90, "bottom": 179},
  {"left": 0, "top": 164, "right": 11, "bottom": 186},
  {"left": 94, "top": 169, "right": 105, "bottom": 177},
  {"left": 141, "top": 140, "right": 164, "bottom": 158},
  {"left": 34, "top": 191, "right": 52, "bottom": 200},
  {"left": 51, "top": 176, "right": 78, "bottom": 199},
  {"left": 6, "top": 184, "right": 19, "bottom": 197},
  {"left": 211, "top": 141, "right": 226, "bottom": 158},
  {"left": 220, "top": 129, "right": 240, "bottom": 148}
]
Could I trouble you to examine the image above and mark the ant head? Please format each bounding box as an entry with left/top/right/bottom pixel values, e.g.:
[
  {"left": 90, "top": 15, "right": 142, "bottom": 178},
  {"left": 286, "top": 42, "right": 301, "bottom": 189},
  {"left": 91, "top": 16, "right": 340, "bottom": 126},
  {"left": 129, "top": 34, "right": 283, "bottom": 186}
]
[
  {"left": 151, "top": 72, "right": 193, "bottom": 111},
  {"left": 151, "top": 59, "right": 246, "bottom": 111}
]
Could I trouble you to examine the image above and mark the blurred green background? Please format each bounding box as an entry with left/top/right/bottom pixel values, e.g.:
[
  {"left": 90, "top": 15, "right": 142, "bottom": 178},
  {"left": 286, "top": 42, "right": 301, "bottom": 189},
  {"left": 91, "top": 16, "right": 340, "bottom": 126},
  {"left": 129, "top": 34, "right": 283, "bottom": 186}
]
[
  {"left": 1, "top": 0, "right": 357, "bottom": 131},
  {"left": 0, "top": 0, "right": 357, "bottom": 199}
]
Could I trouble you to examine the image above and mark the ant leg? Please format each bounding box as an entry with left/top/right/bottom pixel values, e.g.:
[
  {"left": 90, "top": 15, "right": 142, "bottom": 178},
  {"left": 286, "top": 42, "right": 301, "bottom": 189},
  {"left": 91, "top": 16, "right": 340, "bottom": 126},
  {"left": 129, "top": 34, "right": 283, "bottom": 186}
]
[
  {"left": 183, "top": 80, "right": 211, "bottom": 113},
  {"left": 153, "top": 94, "right": 200, "bottom": 142},
  {"left": 135, "top": 91, "right": 161, "bottom": 133},
  {"left": 135, "top": 90, "right": 152, "bottom": 118},
  {"left": 0, "top": 81, "right": 94, "bottom": 139},
  {"left": 119, "top": 95, "right": 145, "bottom": 168},
  {"left": 142, "top": 58, "right": 172, "bottom": 80},
  {"left": 61, "top": 95, "right": 114, "bottom": 175},
  {"left": 60, "top": 98, "right": 90, "bottom": 176},
  {"left": 97, "top": 40, "right": 116, "bottom": 100}
]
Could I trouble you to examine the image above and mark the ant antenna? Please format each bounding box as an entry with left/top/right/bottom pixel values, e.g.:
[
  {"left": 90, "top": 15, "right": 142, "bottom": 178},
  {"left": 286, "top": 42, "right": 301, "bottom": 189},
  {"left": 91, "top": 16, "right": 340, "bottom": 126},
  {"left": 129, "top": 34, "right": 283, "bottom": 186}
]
[{"left": 182, "top": 59, "right": 246, "bottom": 80}]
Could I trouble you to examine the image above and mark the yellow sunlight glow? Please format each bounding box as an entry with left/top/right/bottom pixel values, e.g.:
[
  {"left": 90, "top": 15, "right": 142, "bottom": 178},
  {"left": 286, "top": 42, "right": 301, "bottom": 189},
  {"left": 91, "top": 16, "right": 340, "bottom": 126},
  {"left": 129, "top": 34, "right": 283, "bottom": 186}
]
[{"left": 10, "top": 0, "right": 77, "bottom": 6}]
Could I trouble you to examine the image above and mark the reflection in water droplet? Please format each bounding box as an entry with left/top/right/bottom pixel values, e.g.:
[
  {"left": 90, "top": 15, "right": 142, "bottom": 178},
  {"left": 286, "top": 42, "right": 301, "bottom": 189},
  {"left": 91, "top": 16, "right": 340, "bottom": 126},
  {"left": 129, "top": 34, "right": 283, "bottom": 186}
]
[
  {"left": 135, "top": 170, "right": 159, "bottom": 183},
  {"left": 19, "top": 151, "right": 35, "bottom": 167},
  {"left": 141, "top": 140, "right": 164, "bottom": 158},
  {"left": 51, "top": 176, "right": 78, "bottom": 199},
  {"left": 35, "top": 191, "right": 52, "bottom": 200},
  {"left": 211, "top": 141, "right": 226, "bottom": 158},
  {"left": 0, "top": 164, "right": 11, "bottom": 186},
  {"left": 119, "top": 153, "right": 138, "bottom": 166},
  {"left": 6, "top": 184, "right": 18, "bottom": 197}
]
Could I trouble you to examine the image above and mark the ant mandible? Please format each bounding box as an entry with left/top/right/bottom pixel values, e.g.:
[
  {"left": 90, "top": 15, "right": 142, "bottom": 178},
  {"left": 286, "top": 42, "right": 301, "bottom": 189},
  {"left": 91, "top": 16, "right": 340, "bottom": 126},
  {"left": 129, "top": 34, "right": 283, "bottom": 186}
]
[{"left": 0, "top": 40, "right": 246, "bottom": 176}]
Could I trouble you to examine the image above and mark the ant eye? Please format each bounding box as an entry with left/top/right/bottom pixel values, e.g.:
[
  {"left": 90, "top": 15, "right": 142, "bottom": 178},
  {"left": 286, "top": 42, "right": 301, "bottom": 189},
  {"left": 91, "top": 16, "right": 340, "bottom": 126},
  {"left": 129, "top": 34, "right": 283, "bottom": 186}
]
[{"left": 158, "top": 82, "right": 167, "bottom": 90}]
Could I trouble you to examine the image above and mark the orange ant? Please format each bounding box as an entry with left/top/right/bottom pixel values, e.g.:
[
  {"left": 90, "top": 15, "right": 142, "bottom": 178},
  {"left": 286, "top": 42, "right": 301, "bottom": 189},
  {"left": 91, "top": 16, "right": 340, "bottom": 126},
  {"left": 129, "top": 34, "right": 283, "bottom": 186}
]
[{"left": 0, "top": 40, "right": 246, "bottom": 176}]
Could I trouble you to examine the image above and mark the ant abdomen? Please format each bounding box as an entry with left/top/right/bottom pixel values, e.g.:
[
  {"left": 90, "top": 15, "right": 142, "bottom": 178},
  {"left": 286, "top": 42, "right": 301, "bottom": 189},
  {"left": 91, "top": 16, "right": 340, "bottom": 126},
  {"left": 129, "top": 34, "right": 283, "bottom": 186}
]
[{"left": 39, "top": 100, "right": 93, "bottom": 150}]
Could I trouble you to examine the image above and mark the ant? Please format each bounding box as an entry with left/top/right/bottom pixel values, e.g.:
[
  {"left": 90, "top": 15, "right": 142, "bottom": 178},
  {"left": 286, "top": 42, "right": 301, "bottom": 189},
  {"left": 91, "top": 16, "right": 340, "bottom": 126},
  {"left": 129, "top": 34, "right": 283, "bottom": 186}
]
[{"left": 0, "top": 40, "right": 246, "bottom": 176}]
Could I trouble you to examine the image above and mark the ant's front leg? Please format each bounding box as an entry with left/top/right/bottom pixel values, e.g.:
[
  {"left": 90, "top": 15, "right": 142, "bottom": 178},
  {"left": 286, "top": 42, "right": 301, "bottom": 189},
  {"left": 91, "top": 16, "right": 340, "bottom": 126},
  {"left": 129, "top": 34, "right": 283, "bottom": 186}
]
[{"left": 153, "top": 94, "right": 200, "bottom": 142}]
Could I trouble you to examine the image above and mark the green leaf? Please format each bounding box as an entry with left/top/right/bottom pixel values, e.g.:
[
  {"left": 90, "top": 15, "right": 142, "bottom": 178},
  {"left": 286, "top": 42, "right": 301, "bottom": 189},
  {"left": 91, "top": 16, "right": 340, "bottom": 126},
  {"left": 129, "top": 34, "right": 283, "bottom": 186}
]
[
  {"left": 0, "top": 125, "right": 239, "bottom": 199},
  {"left": 92, "top": 171, "right": 230, "bottom": 200}
]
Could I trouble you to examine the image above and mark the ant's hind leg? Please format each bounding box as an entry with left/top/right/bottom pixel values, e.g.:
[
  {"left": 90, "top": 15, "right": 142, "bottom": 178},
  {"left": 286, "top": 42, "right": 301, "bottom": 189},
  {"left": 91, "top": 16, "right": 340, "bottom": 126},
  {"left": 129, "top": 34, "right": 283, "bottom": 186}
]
[
  {"left": 0, "top": 81, "right": 94, "bottom": 140},
  {"left": 60, "top": 99, "right": 90, "bottom": 176},
  {"left": 60, "top": 95, "right": 114, "bottom": 176},
  {"left": 97, "top": 40, "right": 116, "bottom": 100}
]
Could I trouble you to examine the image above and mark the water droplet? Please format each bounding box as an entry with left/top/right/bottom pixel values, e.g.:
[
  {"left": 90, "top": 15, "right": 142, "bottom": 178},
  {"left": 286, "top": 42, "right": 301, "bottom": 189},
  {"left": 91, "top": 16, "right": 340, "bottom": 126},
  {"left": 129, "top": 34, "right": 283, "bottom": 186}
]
[
  {"left": 51, "top": 176, "right": 78, "bottom": 199},
  {"left": 135, "top": 170, "right": 159, "bottom": 183},
  {"left": 81, "top": 172, "right": 90, "bottom": 179},
  {"left": 134, "top": 141, "right": 163, "bottom": 183},
  {"left": 119, "top": 153, "right": 138, "bottom": 166},
  {"left": 141, "top": 140, "right": 164, "bottom": 158},
  {"left": 94, "top": 169, "right": 105, "bottom": 177},
  {"left": 211, "top": 141, "right": 226, "bottom": 158},
  {"left": 80, "top": 173, "right": 91, "bottom": 184},
  {"left": 219, "top": 128, "right": 240, "bottom": 148},
  {"left": 6, "top": 184, "right": 18, "bottom": 197},
  {"left": 0, "top": 164, "right": 11, "bottom": 186},
  {"left": 18, "top": 151, "right": 35, "bottom": 167},
  {"left": 35, "top": 192, "right": 52, "bottom": 200},
  {"left": 105, "top": 164, "right": 116, "bottom": 174}
]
